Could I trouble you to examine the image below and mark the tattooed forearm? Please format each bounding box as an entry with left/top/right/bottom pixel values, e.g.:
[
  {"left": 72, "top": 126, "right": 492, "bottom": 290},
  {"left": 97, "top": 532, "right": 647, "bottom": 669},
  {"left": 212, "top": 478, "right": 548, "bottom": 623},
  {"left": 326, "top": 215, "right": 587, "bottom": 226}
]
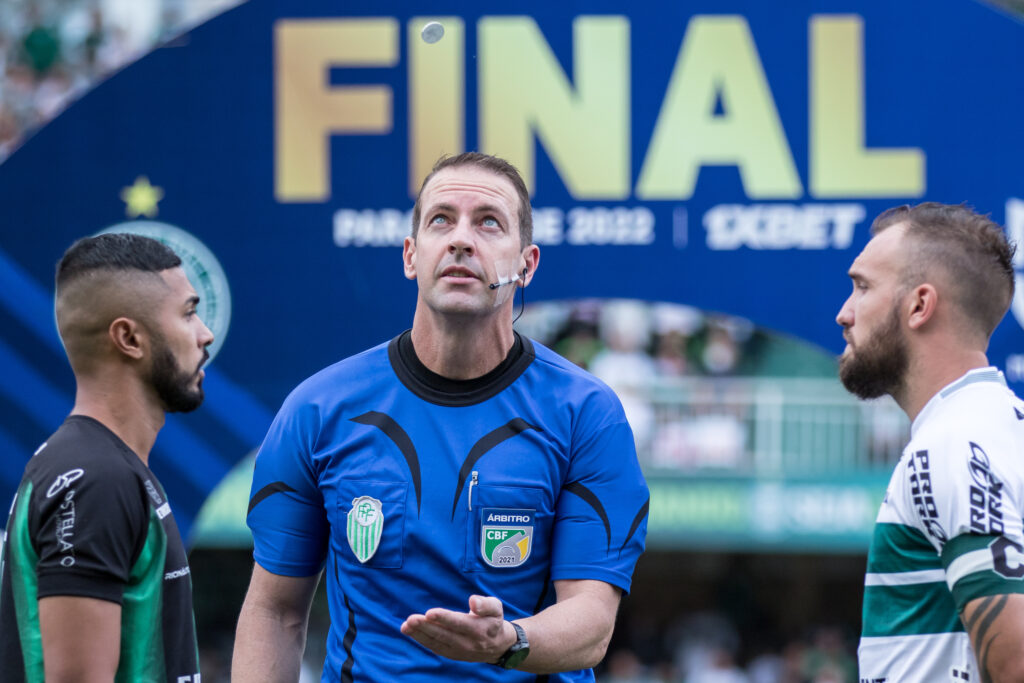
[{"left": 964, "top": 594, "right": 1009, "bottom": 683}]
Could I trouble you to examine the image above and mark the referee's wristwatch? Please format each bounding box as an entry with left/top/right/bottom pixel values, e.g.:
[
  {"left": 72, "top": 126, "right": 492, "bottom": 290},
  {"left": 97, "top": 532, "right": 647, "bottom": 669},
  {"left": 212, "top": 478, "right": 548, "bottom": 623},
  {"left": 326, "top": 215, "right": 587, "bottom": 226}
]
[{"left": 493, "top": 621, "right": 530, "bottom": 670}]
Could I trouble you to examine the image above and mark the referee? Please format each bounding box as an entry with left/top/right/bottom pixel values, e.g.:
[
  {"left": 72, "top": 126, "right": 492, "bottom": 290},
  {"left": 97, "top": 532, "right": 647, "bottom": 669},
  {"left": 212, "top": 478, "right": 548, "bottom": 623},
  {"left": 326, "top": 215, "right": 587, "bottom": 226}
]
[{"left": 234, "top": 153, "right": 650, "bottom": 681}]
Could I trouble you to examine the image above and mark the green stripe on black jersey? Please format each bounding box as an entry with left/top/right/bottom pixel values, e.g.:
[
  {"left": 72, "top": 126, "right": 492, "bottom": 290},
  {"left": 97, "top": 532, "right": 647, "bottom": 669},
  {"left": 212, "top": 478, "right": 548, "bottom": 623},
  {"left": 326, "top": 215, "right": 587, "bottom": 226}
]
[
  {"left": 4, "top": 484, "right": 174, "bottom": 683},
  {"left": 0, "top": 417, "right": 200, "bottom": 682},
  {"left": 118, "top": 508, "right": 168, "bottom": 682},
  {"left": 7, "top": 482, "right": 43, "bottom": 682}
]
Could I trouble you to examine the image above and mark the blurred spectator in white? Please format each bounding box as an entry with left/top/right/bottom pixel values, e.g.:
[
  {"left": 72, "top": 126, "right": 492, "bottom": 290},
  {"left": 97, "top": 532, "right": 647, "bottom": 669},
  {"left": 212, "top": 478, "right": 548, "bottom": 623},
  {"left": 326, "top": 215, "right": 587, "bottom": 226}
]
[
  {"left": 697, "top": 319, "right": 744, "bottom": 375},
  {"left": 668, "top": 611, "right": 743, "bottom": 682},
  {"left": 590, "top": 299, "right": 657, "bottom": 451},
  {"left": 746, "top": 651, "right": 784, "bottom": 683},
  {"left": 591, "top": 299, "right": 657, "bottom": 386},
  {"left": 689, "top": 647, "right": 750, "bottom": 683}
]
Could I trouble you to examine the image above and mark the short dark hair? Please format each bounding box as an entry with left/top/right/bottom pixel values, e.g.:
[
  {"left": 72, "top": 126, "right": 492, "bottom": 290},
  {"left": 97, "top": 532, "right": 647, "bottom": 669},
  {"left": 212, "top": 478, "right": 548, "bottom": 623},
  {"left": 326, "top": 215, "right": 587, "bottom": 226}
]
[
  {"left": 872, "top": 202, "right": 1016, "bottom": 339},
  {"left": 56, "top": 233, "right": 181, "bottom": 291},
  {"left": 411, "top": 152, "right": 533, "bottom": 248}
]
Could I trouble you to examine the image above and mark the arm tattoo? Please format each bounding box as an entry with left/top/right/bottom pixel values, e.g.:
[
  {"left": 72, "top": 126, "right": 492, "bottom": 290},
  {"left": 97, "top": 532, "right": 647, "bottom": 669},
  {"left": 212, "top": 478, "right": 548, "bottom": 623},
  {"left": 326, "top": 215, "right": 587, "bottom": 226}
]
[
  {"left": 964, "top": 594, "right": 1008, "bottom": 683},
  {"left": 980, "top": 635, "right": 996, "bottom": 683},
  {"left": 963, "top": 594, "right": 1002, "bottom": 634}
]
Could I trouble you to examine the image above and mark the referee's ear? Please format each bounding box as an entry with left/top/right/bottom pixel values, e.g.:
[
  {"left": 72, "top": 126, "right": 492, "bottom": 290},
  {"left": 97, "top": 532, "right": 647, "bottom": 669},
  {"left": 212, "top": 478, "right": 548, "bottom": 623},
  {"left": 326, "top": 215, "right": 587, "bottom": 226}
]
[
  {"left": 520, "top": 245, "right": 540, "bottom": 287},
  {"left": 403, "top": 236, "right": 418, "bottom": 281}
]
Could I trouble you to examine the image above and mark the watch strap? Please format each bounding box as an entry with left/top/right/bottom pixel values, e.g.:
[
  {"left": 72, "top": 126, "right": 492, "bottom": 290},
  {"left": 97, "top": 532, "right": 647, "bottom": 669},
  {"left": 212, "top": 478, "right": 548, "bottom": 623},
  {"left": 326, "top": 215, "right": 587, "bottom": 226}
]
[{"left": 493, "top": 621, "right": 530, "bottom": 669}]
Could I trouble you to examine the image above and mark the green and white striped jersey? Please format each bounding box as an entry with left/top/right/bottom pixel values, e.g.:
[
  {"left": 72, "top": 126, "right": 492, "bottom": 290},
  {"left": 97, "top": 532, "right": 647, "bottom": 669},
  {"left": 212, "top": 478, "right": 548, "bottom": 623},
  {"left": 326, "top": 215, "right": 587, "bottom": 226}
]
[{"left": 859, "top": 368, "right": 1024, "bottom": 682}]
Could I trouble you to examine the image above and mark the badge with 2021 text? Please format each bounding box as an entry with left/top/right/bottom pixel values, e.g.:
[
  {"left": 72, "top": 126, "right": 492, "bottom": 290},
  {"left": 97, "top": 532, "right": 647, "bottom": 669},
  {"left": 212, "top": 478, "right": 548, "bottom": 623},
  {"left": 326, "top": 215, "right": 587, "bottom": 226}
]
[
  {"left": 481, "top": 508, "right": 534, "bottom": 567},
  {"left": 347, "top": 496, "right": 384, "bottom": 563}
]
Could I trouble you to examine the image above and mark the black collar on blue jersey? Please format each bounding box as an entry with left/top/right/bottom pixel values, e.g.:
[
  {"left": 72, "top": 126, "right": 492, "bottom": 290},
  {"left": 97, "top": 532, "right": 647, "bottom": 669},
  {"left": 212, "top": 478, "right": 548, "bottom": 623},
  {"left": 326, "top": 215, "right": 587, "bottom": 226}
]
[{"left": 388, "top": 329, "right": 535, "bottom": 407}]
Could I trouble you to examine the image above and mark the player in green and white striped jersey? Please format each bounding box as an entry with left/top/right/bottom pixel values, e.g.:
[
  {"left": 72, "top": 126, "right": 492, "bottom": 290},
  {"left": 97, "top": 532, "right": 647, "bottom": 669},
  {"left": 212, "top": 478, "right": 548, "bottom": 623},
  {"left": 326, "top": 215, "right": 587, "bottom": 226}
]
[{"left": 837, "top": 203, "right": 1024, "bottom": 683}]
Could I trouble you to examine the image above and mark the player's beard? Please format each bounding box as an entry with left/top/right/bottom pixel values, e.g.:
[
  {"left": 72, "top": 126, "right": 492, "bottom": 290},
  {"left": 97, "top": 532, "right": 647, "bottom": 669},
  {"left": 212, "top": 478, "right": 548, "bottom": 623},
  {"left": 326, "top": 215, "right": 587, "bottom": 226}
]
[
  {"left": 838, "top": 305, "right": 908, "bottom": 400},
  {"left": 149, "top": 332, "right": 208, "bottom": 413}
]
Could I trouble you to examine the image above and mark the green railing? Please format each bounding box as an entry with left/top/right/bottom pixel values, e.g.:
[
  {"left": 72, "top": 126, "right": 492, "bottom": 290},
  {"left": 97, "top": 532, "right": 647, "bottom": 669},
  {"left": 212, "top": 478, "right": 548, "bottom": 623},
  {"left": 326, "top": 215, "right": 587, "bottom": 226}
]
[{"left": 637, "top": 377, "right": 907, "bottom": 475}]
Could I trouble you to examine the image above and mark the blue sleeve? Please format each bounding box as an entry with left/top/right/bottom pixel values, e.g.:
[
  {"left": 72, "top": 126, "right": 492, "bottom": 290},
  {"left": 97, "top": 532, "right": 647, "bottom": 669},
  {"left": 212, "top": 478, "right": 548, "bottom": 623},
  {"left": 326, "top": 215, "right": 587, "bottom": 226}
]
[
  {"left": 550, "top": 398, "right": 649, "bottom": 593},
  {"left": 246, "top": 391, "right": 329, "bottom": 577}
]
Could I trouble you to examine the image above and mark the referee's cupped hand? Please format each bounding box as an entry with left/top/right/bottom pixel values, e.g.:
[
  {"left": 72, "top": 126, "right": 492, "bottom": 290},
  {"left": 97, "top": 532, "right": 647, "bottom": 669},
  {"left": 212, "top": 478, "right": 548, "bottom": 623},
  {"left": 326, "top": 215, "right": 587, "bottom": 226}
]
[{"left": 400, "top": 595, "right": 516, "bottom": 663}]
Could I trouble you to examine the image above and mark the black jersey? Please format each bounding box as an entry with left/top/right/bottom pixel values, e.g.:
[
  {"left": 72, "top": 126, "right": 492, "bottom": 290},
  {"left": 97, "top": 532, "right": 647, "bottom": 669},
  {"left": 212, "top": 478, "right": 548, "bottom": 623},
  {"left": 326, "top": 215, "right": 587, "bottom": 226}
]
[{"left": 0, "top": 416, "right": 200, "bottom": 683}]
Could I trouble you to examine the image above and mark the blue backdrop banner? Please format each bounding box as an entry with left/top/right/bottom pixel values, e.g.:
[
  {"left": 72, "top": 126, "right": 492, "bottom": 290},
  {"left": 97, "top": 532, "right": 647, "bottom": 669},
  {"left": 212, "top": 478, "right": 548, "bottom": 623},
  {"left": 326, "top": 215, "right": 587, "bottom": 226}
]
[{"left": 2, "top": 0, "right": 1022, "bottom": 540}]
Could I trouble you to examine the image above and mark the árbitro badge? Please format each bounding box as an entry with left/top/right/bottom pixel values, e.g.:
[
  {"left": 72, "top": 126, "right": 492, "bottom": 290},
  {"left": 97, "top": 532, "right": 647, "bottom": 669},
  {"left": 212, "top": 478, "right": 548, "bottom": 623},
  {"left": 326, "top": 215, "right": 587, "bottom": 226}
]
[{"left": 481, "top": 508, "right": 534, "bottom": 567}]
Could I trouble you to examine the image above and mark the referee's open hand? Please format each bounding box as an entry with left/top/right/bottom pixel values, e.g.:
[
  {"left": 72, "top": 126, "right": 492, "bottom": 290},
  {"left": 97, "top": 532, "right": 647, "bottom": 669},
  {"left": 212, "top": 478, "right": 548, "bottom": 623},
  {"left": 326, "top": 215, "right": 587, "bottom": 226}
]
[{"left": 401, "top": 595, "right": 517, "bottom": 663}]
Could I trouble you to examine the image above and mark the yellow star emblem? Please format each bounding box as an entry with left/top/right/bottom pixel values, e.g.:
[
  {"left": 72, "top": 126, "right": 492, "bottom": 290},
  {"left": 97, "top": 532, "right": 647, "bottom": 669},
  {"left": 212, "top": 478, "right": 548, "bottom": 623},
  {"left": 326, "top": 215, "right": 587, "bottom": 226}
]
[{"left": 120, "top": 176, "right": 164, "bottom": 218}]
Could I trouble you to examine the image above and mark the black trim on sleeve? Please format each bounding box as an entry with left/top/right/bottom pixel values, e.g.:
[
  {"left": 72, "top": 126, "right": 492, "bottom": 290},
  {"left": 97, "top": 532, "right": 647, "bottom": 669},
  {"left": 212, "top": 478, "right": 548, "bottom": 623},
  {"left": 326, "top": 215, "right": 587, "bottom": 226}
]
[
  {"left": 341, "top": 583, "right": 358, "bottom": 683},
  {"left": 247, "top": 482, "right": 297, "bottom": 515},
  {"left": 620, "top": 497, "right": 650, "bottom": 557},
  {"left": 350, "top": 411, "right": 422, "bottom": 516},
  {"left": 450, "top": 419, "right": 542, "bottom": 520},
  {"left": 388, "top": 330, "right": 535, "bottom": 407},
  {"left": 564, "top": 481, "right": 611, "bottom": 553}
]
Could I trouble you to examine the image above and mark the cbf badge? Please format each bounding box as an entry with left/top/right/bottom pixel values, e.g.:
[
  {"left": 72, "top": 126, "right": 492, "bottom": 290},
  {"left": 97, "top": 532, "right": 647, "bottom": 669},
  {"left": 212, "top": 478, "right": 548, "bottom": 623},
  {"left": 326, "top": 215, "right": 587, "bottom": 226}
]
[
  {"left": 481, "top": 508, "right": 534, "bottom": 567},
  {"left": 347, "top": 496, "right": 384, "bottom": 563}
]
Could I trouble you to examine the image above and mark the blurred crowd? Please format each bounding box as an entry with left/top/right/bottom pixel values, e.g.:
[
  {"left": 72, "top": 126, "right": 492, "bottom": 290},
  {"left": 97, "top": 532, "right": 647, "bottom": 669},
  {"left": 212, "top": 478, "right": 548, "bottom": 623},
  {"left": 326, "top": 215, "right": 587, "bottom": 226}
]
[
  {"left": 598, "top": 616, "right": 856, "bottom": 683},
  {"left": 2, "top": 3, "right": 130, "bottom": 161},
  {"left": 517, "top": 300, "right": 869, "bottom": 472},
  {"left": 555, "top": 300, "right": 757, "bottom": 466},
  {"left": 0, "top": 0, "right": 239, "bottom": 163},
  {"left": 520, "top": 299, "right": 757, "bottom": 380}
]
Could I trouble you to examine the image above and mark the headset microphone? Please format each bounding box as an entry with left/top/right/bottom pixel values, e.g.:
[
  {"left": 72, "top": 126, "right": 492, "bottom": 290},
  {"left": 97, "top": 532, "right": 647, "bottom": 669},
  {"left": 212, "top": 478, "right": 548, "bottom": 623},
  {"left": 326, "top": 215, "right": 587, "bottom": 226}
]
[{"left": 489, "top": 267, "right": 528, "bottom": 290}]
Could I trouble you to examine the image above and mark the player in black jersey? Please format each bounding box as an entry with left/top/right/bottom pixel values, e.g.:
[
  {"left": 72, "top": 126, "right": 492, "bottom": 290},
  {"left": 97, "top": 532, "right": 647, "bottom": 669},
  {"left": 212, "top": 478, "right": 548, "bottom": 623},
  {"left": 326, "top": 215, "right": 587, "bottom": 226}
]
[{"left": 0, "top": 233, "right": 213, "bottom": 682}]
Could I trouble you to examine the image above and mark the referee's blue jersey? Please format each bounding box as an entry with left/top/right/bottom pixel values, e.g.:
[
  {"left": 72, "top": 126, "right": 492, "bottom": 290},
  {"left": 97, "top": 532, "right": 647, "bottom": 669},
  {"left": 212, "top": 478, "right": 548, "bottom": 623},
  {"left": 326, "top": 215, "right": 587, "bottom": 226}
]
[{"left": 247, "top": 332, "right": 650, "bottom": 682}]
